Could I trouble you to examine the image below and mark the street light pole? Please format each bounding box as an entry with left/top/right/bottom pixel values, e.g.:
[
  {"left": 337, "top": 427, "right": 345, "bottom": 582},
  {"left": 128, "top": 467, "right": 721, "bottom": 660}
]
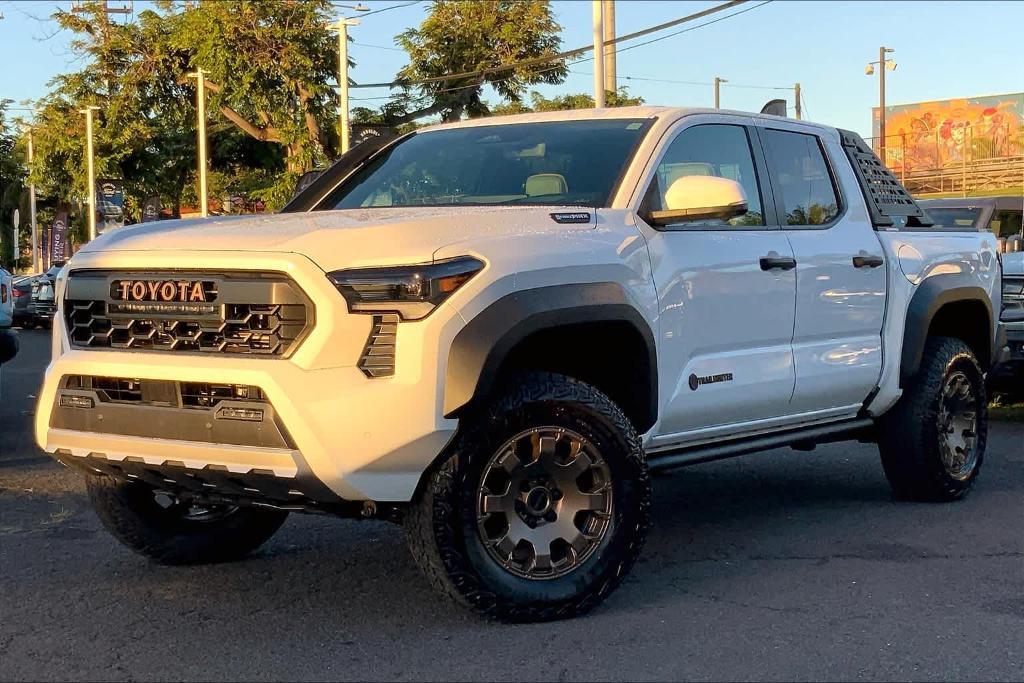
[
  {"left": 866, "top": 46, "right": 896, "bottom": 162},
  {"left": 187, "top": 68, "right": 209, "bottom": 217},
  {"left": 329, "top": 17, "right": 361, "bottom": 155},
  {"left": 592, "top": 0, "right": 605, "bottom": 108},
  {"left": 79, "top": 105, "right": 100, "bottom": 241},
  {"left": 794, "top": 82, "right": 802, "bottom": 120},
  {"left": 714, "top": 77, "right": 727, "bottom": 109},
  {"left": 26, "top": 127, "right": 39, "bottom": 272}
]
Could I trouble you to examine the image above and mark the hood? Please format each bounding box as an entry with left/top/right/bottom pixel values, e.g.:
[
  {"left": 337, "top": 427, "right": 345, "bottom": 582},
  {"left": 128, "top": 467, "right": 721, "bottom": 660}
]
[
  {"left": 1003, "top": 251, "right": 1024, "bottom": 276},
  {"left": 78, "top": 206, "right": 593, "bottom": 268}
]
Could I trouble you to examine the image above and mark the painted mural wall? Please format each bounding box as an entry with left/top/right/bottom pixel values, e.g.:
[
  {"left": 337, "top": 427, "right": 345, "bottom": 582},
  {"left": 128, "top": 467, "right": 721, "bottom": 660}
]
[{"left": 871, "top": 92, "right": 1023, "bottom": 171}]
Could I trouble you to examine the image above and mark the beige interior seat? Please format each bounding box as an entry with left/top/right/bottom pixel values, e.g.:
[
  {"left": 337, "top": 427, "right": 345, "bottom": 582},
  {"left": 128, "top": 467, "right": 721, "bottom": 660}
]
[
  {"left": 662, "top": 162, "right": 715, "bottom": 188},
  {"left": 524, "top": 173, "right": 568, "bottom": 197}
]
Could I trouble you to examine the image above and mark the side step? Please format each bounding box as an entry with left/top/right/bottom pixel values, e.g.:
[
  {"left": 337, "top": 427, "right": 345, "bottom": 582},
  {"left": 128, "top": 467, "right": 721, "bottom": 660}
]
[{"left": 646, "top": 418, "right": 876, "bottom": 473}]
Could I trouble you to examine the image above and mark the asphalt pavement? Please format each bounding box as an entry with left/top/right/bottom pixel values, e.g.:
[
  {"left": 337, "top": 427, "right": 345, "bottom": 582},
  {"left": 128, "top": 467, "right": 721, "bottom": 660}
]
[{"left": 2, "top": 329, "right": 1022, "bottom": 682}]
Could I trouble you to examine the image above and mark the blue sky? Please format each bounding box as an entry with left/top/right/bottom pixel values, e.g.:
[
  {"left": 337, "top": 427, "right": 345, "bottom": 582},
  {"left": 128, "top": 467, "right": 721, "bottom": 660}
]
[{"left": 1, "top": 0, "right": 1022, "bottom": 137}]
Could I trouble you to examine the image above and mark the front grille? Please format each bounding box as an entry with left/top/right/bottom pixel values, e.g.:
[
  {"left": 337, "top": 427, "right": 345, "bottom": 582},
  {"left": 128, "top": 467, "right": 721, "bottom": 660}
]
[
  {"left": 180, "top": 382, "right": 266, "bottom": 408},
  {"left": 64, "top": 271, "right": 312, "bottom": 356},
  {"left": 63, "top": 375, "right": 265, "bottom": 409}
]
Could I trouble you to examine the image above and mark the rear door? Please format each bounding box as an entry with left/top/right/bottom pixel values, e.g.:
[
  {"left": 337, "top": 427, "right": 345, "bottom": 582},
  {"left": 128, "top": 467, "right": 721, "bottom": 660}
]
[
  {"left": 636, "top": 114, "right": 799, "bottom": 438},
  {"left": 756, "top": 124, "right": 887, "bottom": 414}
]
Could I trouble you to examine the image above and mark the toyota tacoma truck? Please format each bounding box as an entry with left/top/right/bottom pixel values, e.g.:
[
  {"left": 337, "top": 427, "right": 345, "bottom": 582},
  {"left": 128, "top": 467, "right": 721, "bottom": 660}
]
[{"left": 36, "top": 107, "right": 1007, "bottom": 622}]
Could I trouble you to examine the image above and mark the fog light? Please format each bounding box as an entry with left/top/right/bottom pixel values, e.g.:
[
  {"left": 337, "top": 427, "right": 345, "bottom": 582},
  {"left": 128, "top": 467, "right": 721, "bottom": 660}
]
[
  {"left": 59, "top": 395, "right": 95, "bottom": 409},
  {"left": 217, "top": 407, "right": 264, "bottom": 422}
]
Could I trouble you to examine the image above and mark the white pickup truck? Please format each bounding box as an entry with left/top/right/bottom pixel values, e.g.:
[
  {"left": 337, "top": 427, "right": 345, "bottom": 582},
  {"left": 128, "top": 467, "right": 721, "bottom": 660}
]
[{"left": 36, "top": 107, "right": 1007, "bottom": 622}]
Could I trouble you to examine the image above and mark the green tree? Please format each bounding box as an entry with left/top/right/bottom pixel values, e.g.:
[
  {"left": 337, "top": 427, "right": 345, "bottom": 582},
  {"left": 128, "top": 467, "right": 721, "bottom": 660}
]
[
  {"left": 489, "top": 87, "right": 644, "bottom": 116},
  {"left": 164, "top": 0, "right": 340, "bottom": 172},
  {"left": 0, "top": 102, "right": 27, "bottom": 269},
  {"left": 360, "top": 0, "right": 567, "bottom": 128}
]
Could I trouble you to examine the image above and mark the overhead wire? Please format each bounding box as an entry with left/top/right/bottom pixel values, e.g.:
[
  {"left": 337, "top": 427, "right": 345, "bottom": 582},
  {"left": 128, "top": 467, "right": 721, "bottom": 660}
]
[{"left": 349, "top": 0, "right": 755, "bottom": 89}]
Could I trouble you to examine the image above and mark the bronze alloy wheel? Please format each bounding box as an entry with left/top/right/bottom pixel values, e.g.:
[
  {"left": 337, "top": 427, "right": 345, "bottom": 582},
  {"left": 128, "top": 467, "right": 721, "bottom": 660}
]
[
  {"left": 937, "top": 370, "right": 980, "bottom": 481},
  {"left": 476, "top": 427, "right": 614, "bottom": 580}
]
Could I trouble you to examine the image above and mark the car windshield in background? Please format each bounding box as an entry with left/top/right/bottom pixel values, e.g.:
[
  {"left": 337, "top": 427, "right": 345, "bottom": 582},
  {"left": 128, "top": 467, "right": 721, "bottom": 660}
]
[
  {"left": 319, "top": 119, "right": 651, "bottom": 210},
  {"left": 924, "top": 207, "right": 984, "bottom": 229}
]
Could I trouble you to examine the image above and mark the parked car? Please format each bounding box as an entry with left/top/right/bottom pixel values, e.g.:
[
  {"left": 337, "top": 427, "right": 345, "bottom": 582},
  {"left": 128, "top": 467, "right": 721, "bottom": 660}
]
[
  {"left": 918, "top": 196, "right": 1023, "bottom": 253},
  {"left": 991, "top": 250, "right": 1024, "bottom": 399},
  {"left": 0, "top": 267, "right": 12, "bottom": 329},
  {"left": 37, "top": 107, "right": 1005, "bottom": 621},
  {"left": 28, "top": 263, "right": 65, "bottom": 328},
  {"left": 11, "top": 275, "right": 39, "bottom": 328},
  {"left": 0, "top": 268, "right": 17, "bottom": 378}
]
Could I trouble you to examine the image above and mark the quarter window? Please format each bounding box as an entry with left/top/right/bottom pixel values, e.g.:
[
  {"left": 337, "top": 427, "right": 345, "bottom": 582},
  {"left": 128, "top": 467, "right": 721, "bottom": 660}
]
[
  {"left": 646, "top": 124, "right": 765, "bottom": 227},
  {"left": 762, "top": 129, "right": 840, "bottom": 226}
]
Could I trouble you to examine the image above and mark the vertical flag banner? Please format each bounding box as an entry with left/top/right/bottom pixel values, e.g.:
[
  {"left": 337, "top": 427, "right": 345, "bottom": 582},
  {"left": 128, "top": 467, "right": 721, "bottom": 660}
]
[
  {"left": 50, "top": 211, "right": 69, "bottom": 265},
  {"left": 96, "top": 179, "right": 126, "bottom": 233}
]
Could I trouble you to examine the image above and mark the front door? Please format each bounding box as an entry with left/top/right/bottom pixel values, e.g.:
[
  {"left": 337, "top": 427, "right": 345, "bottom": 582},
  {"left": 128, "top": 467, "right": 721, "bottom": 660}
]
[{"left": 637, "top": 117, "right": 799, "bottom": 440}]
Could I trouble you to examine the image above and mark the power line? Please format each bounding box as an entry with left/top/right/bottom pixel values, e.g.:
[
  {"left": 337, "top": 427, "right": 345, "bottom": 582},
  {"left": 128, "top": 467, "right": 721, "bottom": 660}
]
[
  {"left": 342, "top": 1, "right": 423, "bottom": 19},
  {"left": 568, "top": 70, "right": 794, "bottom": 91},
  {"left": 350, "top": 0, "right": 753, "bottom": 89},
  {"left": 351, "top": 39, "right": 405, "bottom": 52},
  {"left": 614, "top": 1, "right": 773, "bottom": 55}
]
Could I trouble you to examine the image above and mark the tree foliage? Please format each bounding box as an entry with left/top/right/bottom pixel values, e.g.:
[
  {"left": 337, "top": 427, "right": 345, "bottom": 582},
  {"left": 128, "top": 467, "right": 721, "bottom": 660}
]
[
  {"left": 364, "top": 0, "right": 567, "bottom": 126},
  {"left": 490, "top": 87, "right": 644, "bottom": 115},
  {"left": 0, "top": 103, "right": 27, "bottom": 269}
]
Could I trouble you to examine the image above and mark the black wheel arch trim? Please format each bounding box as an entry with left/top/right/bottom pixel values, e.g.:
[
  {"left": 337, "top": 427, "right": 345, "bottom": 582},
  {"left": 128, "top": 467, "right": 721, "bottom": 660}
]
[
  {"left": 444, "top": 283, "right": 658, "bottom": 430},
  {"left": 901, "top": 273, "right": 994, "bottom": 386}
]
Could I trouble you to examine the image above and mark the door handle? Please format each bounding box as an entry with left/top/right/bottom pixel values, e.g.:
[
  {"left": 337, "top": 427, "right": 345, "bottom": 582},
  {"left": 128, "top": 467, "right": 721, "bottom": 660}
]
[
  {"left": 852, "top": 252, "right": 884, "bottom": 268},
  {"left": 760, "top": 253, "right": 797, "bottom": 271}
]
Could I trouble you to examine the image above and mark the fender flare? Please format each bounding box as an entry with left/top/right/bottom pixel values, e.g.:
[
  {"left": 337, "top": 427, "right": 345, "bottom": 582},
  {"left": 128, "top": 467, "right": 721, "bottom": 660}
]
[
  {"left": 900, "top": 273, "right": 993, "bottom": 386},
  {"left": 444, "top": 283, "right": 658, "bottom": 425}
]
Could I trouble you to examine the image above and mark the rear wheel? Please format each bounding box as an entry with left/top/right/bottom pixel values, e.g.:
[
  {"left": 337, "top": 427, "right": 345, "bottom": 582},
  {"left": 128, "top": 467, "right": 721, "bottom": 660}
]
[
  {"left": 878, "top": 336, "right": 988, "bottom": 501},
  {"left": 86, "top": 475, "right": 288, "bottom": 565},
  {"left": 405, "top": 372, "right": 650, "bottom": 622}
]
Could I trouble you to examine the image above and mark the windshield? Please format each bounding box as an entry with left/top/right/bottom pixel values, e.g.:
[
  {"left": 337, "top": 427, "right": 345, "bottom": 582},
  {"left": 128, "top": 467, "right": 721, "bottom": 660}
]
[
  {"left": 318, "top": 119, "right": 651, "bottom": 210},
  {"left": 923, "top": 207, "right": 984, "bottom": 229}
]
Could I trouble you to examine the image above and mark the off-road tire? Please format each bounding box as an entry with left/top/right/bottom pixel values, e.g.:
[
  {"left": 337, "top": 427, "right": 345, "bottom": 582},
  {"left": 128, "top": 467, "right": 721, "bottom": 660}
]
[
  {"left": 86, "top": 475, "right": 289, "bottom": 565},
  {"left": 405, "top": 372, "right": 651, "bottom": 622},
  {"left": 878, "top": 336, "right": 988, "bottom": 501}
]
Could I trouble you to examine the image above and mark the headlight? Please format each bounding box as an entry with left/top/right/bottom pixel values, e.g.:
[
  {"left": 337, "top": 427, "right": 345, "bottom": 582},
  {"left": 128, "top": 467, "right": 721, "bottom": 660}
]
[{"left": 328, "top": 256, "right": 484, "bottom": 320}]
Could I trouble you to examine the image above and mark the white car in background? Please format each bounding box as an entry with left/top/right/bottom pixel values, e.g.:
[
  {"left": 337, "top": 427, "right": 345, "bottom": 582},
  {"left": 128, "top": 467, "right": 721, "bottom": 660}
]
[{"left": 0, "top": 267, "right": 12, "bottom": 329}]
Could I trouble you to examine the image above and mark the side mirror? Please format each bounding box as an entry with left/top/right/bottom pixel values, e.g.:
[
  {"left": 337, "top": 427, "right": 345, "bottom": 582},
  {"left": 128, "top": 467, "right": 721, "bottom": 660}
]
[{"left": 646, "top": 175, "right": 748, "bottom": 227}]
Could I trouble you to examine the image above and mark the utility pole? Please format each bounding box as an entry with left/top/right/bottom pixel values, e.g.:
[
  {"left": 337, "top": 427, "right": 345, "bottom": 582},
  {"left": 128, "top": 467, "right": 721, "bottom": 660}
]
[
  {"left": 592, "top": 1, "right": 605, "bottom": 108},
  {"left": 328, "top": 16, "right": 362, "bottom": 155},
  {"left": 714, "top": 77, "right": 727, "bottom": 109},
  {"left": 794, "top": 83, "right": 802, "bottom": 120},
  {"left": 866, "top": 46, "right": 896, "bottom": 162},
  {"left": 186, "top": 69, "right": 209, "bottom": 217},
  {"left": 602, "top": 0, "right": 616, "bottom": 96},
  {"left": 79, "top": 106, "right": 100, "bottom": 241},
  {"left": 71, "top": 1, "right": 132, "bottom": 93}
]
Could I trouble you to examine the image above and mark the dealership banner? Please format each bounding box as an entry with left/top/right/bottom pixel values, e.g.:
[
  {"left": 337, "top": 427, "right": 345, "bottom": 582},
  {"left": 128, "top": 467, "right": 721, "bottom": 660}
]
[
  {"left": 141, "top": 196, "right": 162, "bottom": 223},
  {"left": 50, "top": 211, "right": 69, "bottom": 264},
  {"left": 96, "top": 179, "right": 126, "bottom": 233}
]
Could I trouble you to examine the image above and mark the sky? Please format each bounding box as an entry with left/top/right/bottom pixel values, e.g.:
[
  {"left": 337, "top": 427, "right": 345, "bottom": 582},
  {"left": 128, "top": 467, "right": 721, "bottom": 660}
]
[{"left": 1, "top": 0, "right": 1022, "bottom": 138}]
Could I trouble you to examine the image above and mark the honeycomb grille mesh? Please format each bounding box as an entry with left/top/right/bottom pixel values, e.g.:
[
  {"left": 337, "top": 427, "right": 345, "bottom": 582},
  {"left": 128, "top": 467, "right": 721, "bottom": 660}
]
[{"left": 64, "top": 272, "right": 311, "bottom": 356}]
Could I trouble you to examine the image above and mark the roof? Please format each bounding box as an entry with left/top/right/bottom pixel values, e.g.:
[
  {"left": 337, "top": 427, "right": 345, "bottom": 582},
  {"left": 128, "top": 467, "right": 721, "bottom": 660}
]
[
  {"left": 918, "top": 196, "right": 1024, "bottom": 211},
  {"left": 421, "top": 106, "right": 836, "bottom": 135}
]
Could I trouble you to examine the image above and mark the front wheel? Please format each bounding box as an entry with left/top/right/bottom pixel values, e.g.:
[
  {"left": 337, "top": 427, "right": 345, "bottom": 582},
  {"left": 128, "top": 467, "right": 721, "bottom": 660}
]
[
  {"left": 405, "top": 372, "right": 651, "bottom": 622},
  {"left": 86, "top": 475, "right": 289, "bottom": 565},
  {"left": 878, "top": 336, "right": 988, "bottom": 501}
]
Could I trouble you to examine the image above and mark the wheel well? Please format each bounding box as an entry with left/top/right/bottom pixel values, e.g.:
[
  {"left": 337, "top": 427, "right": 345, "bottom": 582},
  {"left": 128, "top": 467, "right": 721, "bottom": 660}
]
[
  {"left": 494, "top": 321, "right": 657, "bottom": 433},
  {"left": 927, "top": 300, "right": 991, "bottom": 369}
]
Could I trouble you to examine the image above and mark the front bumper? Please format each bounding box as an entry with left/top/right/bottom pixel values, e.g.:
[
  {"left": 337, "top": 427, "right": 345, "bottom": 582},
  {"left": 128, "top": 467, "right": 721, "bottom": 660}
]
[{"left": 35, "top": 249, "right": 463, "bottom": 503}]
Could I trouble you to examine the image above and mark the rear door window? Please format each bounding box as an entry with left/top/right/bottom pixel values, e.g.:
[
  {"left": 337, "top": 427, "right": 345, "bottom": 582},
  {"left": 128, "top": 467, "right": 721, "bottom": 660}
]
[{"left": 762, "top": 129, "right": 841, "bottom": 226}]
